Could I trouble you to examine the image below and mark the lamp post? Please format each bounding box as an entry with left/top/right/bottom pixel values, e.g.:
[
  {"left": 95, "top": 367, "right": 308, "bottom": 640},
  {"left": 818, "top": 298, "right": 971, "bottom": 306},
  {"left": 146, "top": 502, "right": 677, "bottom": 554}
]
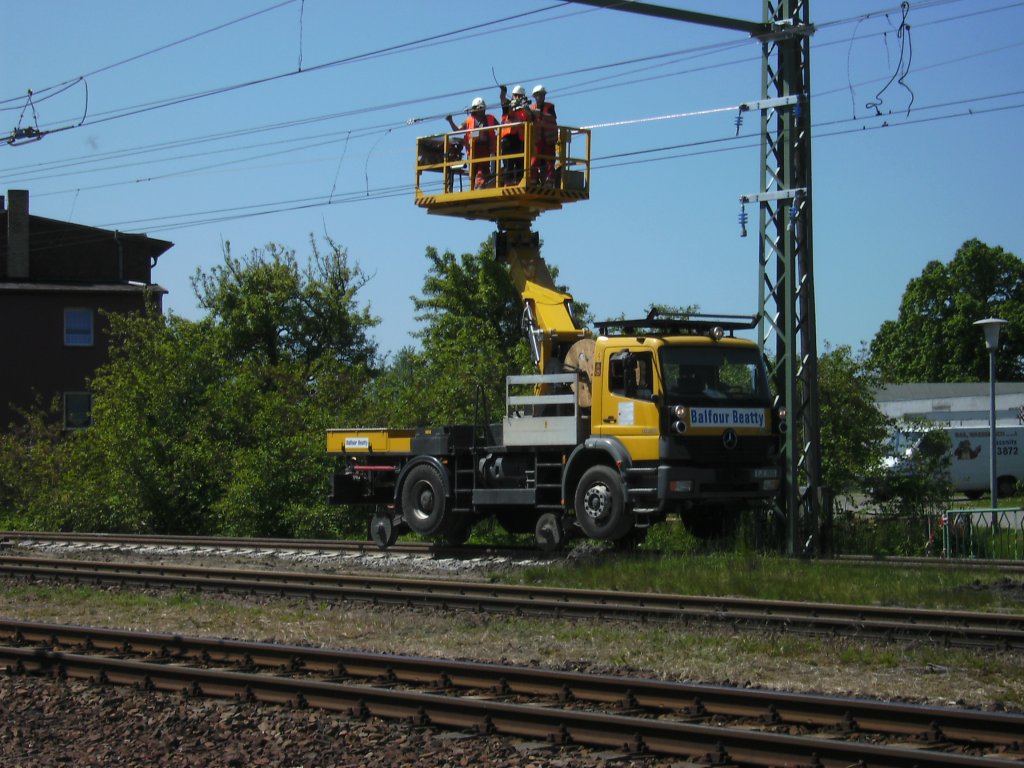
[{"left": 973, "top": 317, "right": 1008, "bottom": 523}]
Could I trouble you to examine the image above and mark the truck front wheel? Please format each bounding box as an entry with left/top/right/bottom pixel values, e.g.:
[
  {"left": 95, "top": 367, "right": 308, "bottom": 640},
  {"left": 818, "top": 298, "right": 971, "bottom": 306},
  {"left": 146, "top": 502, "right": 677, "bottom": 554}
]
[
  {"left": 574, "top": 465, "right": 632, "bottom": 541},
  {"left": 401, "top": 464, "right": 449, "bottom": 536}
]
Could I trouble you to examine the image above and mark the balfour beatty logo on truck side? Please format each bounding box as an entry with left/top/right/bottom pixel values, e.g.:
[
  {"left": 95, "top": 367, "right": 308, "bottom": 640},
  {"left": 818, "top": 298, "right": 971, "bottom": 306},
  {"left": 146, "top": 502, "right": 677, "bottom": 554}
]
[
  {"left": 344, "top": 437, "right": 370, "bottom": 449},
  {"left": 690, "top": 407, "right": 766, "bottom": 429}
]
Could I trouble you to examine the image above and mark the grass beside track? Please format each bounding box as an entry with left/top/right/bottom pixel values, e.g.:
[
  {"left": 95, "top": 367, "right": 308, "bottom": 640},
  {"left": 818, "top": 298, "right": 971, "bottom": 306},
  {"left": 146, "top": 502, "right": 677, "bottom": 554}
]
[{"left": 507, "top": 552, "right": 1024, "bottom": 614}]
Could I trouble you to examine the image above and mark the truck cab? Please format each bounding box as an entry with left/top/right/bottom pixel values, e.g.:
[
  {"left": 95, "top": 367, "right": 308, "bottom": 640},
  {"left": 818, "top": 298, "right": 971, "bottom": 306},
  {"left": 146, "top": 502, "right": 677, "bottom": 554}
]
[{"left": 561, "top": 315, "right": 781, "bottom": 540}]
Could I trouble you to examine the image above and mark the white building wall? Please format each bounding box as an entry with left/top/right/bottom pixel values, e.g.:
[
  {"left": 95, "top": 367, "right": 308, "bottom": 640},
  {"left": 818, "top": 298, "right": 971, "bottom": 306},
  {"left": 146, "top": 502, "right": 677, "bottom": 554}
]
[{"left": 875, "top": 384, "right": 1024, "bottom": 427}]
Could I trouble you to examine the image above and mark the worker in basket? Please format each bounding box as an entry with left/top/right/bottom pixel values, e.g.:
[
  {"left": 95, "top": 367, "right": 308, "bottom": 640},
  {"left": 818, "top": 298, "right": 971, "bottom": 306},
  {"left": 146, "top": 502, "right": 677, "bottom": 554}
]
[
  {"left": 447, "top": 97, "right": 499, "bottom": 190},
  {"left": 499, "top": 84, "right": 532, "bottom": 186},
  {"left": 530, "top": 84, "right": 557, "bottom": 185}
]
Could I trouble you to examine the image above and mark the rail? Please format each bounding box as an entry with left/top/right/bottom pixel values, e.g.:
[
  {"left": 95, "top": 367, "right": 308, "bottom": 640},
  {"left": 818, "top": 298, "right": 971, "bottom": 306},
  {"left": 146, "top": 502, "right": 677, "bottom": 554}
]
[
  {"left": 5, "top": 618, "right": 1024, "bottom": 765},
  {"left": 942, "top": 507, "right": 1024, "bottom": 560},
  {"left": 4, "top": 555, "right": 1023, "bottom": 649}
]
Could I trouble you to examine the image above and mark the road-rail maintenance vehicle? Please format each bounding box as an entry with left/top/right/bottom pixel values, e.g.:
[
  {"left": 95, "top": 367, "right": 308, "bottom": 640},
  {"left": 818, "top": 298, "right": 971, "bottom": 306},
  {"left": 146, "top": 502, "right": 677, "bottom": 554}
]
[{"left": 327, "top": 119, "right": 784, "bottom": 549}]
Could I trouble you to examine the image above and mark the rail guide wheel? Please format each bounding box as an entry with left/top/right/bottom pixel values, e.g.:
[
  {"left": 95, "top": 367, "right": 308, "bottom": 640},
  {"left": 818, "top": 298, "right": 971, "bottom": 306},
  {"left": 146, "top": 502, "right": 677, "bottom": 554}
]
[
  {"left": 369, "top": 509, "right": 399, "bottom": 549},
  {"left": 534, "top": 512, "right": 567, "bottom": 552}
]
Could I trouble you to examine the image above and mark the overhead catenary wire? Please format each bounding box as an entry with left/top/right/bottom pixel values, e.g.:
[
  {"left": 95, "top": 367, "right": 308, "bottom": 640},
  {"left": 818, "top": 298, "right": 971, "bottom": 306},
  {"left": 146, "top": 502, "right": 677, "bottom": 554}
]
[
  {"left": 78, "top": 94, "right": 1023, "bottom": 238},
  {"left": 6, "top": 0, "right": 1017, "bottom": 176},
  {"left": 582, "top": 104, "right": 737, "bottom": 130},
  {"left": 18, "top": 88, "right": 1020, "bottom": 259},
  {"left": 12, "top": 25, "right": 1022, "bottom": 198},
  {"left": 0, "top": 3, "right": 575, "bottom": 135},
  {"left": 0, "top": 0, "right": 302, "bottom": 109},
  {"left": 1, "top": 0, "right": 1010, "bottom": 163},
  {"left": 4, "top": 0, "right": 1020, "bottom": 241}
]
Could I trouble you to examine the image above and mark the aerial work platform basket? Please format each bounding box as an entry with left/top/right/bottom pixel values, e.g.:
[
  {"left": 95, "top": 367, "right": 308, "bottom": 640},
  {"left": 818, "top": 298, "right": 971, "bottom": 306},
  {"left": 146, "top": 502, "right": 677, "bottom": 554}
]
[{"left": 414, "top": 122, "right": 590, "bottom": 222}]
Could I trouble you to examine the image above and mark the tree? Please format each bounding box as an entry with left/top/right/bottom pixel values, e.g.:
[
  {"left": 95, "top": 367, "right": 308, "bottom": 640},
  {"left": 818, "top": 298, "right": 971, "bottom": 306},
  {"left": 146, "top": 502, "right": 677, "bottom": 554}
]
[
  {"left": 11, "top": 238, "right": 379, "bottom": 537},
  {"left": 359, "top": 346, "right": 434, "bottom": 427},
  {"left": 817, "top": 344, "right": 891, "bottom": 496},
  {"left": 870, "top": 239, "right": 1024, "bottom": 382},
  {"left": 0, "top": 404, "right": 68, "bottom": 530},
  {"left": 60, "top": 311, "right": 230, "bottom": 533},
  {"left": 409, "top": 241, "right": 533, "bottom": 424},
  {"left": 193, "top": 237, "right": 377, "bottom": 373}
]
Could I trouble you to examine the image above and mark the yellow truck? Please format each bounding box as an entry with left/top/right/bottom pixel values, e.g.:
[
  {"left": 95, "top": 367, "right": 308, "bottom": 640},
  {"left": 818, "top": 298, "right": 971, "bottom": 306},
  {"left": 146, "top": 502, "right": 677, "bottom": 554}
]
[{"left": 327, "top": 120, "right": 782, "bottom": 549}]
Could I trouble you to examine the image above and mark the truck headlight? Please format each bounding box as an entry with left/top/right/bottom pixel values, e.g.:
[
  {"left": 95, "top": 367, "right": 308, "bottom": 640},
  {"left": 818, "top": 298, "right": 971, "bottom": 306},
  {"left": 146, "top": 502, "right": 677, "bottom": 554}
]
[{"left": 776, "top": 406, "right": 788, "bottom": 433}]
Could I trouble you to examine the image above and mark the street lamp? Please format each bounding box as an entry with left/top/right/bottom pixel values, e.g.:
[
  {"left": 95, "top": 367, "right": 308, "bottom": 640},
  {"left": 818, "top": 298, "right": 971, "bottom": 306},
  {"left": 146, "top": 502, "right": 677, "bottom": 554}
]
[{"left": 973, "top": 317, "right": 1008, "bottom": 520}]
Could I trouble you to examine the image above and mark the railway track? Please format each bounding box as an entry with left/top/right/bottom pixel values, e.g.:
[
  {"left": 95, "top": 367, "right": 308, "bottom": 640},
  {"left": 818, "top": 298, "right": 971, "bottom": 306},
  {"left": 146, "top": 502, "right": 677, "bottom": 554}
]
[
  {"left": 0, "top": 531, "right": 462, "bottom": 558},
  {"left": 6, "top": 531, "right": 1024, "bottom": 573},
  {"left": 3, "top": 619, "right": 1022, "bottom": 766},
  {"left": 2, "top": 553, "right": 1023, "bottom": 649},
  {"left": 838, "top": 554, "right": 1024, "bottom": 573}
]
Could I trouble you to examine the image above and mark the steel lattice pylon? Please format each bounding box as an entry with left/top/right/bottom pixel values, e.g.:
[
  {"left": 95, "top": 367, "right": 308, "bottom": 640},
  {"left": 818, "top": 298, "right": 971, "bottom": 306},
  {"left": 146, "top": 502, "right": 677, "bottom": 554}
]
[{"left": 755, "top": 0, "right": 820, "bottom": 555}]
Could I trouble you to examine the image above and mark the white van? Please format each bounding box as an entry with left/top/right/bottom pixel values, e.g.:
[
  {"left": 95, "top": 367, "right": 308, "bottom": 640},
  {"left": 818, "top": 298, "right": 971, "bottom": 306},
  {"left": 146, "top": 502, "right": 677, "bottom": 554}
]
[
  {"left": 945, "top": 426, "right": 1023, "bottom": 499},
  {"left": 876, "top": 426, "right": 1023, "bottom": 499}
]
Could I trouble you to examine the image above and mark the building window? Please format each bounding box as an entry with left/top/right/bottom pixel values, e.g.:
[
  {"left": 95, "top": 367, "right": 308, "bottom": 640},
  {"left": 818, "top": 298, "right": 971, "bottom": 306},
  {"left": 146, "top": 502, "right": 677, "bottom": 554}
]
[
  {"left": 64, "top": 392, "right": 93, "bottom": 429},
  {"left": 64, "top": 308, "right": 94, "bottom": 346}
]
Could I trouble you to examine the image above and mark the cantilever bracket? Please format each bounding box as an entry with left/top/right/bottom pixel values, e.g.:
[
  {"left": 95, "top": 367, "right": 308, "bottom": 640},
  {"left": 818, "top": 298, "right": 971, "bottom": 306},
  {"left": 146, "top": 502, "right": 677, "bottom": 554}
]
[
  {"left": 740, "top": 188, "right": 807, "bottom": 205},
  {"left": 738, "top": 95, "right": 800, "bottom": 113},
  {"left": 756, "top": 21, "right": 815, "bottom": 42}
]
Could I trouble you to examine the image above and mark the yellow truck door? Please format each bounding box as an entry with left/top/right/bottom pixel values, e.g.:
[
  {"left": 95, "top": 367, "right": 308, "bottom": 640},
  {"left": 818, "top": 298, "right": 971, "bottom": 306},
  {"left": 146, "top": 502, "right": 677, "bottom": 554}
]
[{"left": 592, "top": 347, "right": 661, "bottom": 462}]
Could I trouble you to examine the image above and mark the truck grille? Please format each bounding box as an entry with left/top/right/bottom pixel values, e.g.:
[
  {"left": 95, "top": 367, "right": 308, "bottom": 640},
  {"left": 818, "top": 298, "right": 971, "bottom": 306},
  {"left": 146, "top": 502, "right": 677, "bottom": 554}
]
[{"left": 666, "top": 435, "right": 776, "bottom": 466}]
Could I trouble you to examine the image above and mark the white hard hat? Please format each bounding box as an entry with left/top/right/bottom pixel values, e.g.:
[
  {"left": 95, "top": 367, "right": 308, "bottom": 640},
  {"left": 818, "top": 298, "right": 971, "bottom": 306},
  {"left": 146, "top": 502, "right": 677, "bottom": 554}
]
[
  {"left": 470, "top": 97, "right": 485, "bottom": 110},
  {"left": 532, "top": 84, "right": 546, "bottom": 96},
  {"left": 511, "top": 84, "right": 526, "bottom": 97}
]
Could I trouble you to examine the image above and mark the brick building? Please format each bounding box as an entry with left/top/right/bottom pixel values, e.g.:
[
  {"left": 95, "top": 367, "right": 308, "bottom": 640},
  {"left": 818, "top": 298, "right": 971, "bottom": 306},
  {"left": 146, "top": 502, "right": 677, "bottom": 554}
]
[{"left": 0, "top": 189, "right": 172, "bottom": 429}]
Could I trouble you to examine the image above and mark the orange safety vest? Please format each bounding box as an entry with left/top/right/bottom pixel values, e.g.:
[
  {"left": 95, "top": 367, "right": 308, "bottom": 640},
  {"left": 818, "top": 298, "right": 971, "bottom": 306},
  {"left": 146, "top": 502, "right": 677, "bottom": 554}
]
[
  {"left": 465, "top": 114, "right": 498, "bottom": 158},
  {"left": 532, "top": 102, "right": 557, "bottom": 145},
  {"left": 501, "top": 105, "right": 531, "bottom": 141}
]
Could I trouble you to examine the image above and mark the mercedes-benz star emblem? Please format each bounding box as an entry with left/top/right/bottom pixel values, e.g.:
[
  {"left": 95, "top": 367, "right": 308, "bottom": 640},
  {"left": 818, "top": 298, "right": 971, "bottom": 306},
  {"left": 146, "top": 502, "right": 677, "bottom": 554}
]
[{"left": 722, "top": 429, "right": 738, "bottom": 450}]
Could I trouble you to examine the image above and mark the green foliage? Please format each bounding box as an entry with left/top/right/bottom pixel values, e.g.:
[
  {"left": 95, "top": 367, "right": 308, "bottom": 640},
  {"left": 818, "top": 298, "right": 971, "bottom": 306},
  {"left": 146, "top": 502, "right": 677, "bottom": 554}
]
[
  {"left": 408, "top": 241, "right": 532, "bottom": 424},
  {"left": 834, "top": 420, "right": 954, "bottom": 556},
  {"left": 817, "top": 344, "right": 891, "bottom": 495},
  {"left": 0, "top": 237, "right": 378, "bottom": 537},
  {"left": 639, "top": 518, "right": 700, "bottom": 553},
  {"left": 0, "top": 405, "right": 68, "bottom": 530},
  {"left": 877, "top": 424, "right": 954, "bottom": 512},
  {"left": 63, "top": 312, "right": 228, "bottom": 533},
  {"left": 870, "top": 239, "right": 1024, "bottom": 382},
  {"left": 358, "top": 346, "right": 432, "bottom": 427},
  {"left": 193, "top": 237, "right": 377, "bottom": 373},
  {"left": 511, "top": 552, "right": 1024, "bottom": 612}
]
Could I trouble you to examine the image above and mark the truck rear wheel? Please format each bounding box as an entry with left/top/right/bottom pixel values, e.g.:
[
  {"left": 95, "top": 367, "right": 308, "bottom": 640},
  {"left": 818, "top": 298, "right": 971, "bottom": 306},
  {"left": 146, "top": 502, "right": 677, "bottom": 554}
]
[
  {"left": 401, "top": 464, "right": 449, "bottom": 536},
  {"left": 574, "top": 465, "right": 632, "bottom": 541}
]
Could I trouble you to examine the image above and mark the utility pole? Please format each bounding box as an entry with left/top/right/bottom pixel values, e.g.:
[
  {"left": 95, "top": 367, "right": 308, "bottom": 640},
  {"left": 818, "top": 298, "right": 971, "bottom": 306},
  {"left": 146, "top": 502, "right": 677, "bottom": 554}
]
[{"left": 567, "top": 0, "right": 821, "bottom": 555}]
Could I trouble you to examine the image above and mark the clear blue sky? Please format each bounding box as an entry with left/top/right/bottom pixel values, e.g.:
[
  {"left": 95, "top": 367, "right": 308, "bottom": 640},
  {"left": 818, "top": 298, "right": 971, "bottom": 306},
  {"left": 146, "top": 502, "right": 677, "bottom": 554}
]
[{"left": 3, "top": 1, "right": 1022, "bottom": 359}]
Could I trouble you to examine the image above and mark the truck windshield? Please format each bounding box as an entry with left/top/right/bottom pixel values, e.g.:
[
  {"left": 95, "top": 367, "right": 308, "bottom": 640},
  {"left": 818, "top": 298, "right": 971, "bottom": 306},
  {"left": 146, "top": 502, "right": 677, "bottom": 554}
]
[{"left": 660, "top": 346, "right": 771, "bottom": 405}]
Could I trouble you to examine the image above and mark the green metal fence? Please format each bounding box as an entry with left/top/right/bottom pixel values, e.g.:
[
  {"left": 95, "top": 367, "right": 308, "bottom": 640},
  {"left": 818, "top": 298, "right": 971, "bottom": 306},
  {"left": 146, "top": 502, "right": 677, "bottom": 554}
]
[{"left": 941, "top": 507, "right": 1024, "bottom": 560}]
